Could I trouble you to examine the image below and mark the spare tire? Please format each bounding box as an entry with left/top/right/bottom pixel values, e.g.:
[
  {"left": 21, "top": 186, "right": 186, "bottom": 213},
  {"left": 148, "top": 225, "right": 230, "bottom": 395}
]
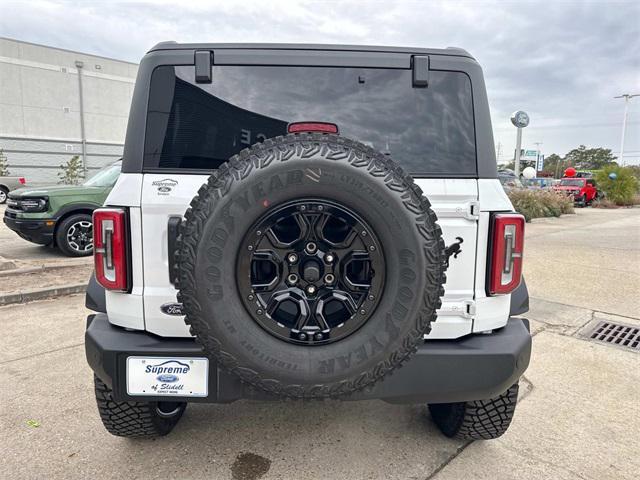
[{"left": 176, "top": 133, "right": 446, "bottom": 398}]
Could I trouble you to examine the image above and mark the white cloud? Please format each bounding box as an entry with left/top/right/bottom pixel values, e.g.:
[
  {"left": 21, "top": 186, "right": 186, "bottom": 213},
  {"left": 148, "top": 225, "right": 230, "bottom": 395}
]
[{"left": 1, "top": 0, "right": 639, "bottom": 162}]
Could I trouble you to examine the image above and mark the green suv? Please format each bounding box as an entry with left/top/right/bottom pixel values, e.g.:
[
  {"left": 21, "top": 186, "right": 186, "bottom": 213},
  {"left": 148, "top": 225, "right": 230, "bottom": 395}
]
[{"left": 3, "top": 161, "right": 120, "bottom": 257}]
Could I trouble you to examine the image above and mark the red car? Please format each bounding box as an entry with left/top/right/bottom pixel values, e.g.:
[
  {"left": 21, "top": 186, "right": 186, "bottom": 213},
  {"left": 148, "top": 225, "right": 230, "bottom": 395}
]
[{"left": 553, "top": 178, "right": 598, "bottom": 206}]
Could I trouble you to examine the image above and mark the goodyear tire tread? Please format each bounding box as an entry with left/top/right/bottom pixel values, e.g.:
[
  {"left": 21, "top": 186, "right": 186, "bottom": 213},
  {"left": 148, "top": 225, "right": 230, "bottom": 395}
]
[{"left": 175, "top": 133, "right": 447, "bottom": 399}]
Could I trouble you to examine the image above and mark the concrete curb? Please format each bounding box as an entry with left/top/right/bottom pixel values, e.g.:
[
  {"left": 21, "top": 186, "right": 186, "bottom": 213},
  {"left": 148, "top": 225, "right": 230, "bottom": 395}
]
[
  {"left": 0, "top": 283, "right": 87, "bottom": 306},
  {"left": 0, "top": 255, "right": 18, "bottom": 272},
  {"left": 0, "top": 261, "right": 93, "bottom": 277}
]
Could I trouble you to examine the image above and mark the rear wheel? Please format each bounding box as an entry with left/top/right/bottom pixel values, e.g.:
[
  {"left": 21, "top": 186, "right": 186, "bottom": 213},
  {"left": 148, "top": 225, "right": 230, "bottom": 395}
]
[
  {"left": 94, "top": 376, "right": 187, "bottom": 438},
  {"left": 0, "top": 186, "right": 8, "bottom": 204},
  {"left": 579, "top": 194, "right": 587, "bottom": 207},
  {"left": 428, "top": 383, "right": 519, "bottom": 440},
  {"left": 56, "top": 213, "right": 93, "bottom": 256}
]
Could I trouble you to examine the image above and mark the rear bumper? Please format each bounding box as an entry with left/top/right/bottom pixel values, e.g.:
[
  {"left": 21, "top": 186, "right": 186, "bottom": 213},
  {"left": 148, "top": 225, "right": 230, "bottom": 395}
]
[
  {"left": 85, "top": 314, "right": 532, "bottom": 404},
  {"left": 3, "top": 213, "right": 54, "bottom": 245}
]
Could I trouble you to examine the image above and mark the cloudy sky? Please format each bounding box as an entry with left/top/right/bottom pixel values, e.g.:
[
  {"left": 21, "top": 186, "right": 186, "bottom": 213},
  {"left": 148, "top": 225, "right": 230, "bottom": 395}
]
[{"left": 1, "top": 0, "right": 639, "bottom": 164}]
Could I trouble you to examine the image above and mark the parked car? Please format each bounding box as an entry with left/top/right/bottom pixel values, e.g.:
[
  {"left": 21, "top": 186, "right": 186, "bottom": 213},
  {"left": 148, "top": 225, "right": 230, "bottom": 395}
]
[
  {"left": 498, "top": 170, "right": 524, "bottom": 191},
  {"left": 85, "top": 43, "right": 531, "bottom": 441},
  {"left": 523, "top": 177, "right": 553, "bottom": 189},
  {"left": 0, "top": 175, "right": 26, "bottom": 204},
  {"left": 553, "top": 177, "right": 598, "bottom": 206},
  {"left": 3, "top": 161, "right": 121, "bottom": 256}
]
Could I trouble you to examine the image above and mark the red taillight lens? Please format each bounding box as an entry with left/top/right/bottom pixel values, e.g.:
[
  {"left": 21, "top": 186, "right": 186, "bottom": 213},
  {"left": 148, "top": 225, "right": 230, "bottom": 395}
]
[
  {"left": 93, "top": 208, "right": 129, "bottom": 291},
  {"left": 19, "top": 177, "right": 26, "bottom": 185},
  {"left": 488, "top": 213, "right": 525, "bottom": 295},
  {"left": 288, "top": 122, "right": 339, "bottom": 134}
]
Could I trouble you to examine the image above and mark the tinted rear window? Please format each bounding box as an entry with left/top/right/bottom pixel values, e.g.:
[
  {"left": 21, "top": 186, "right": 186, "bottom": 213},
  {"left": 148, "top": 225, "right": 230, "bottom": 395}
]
[{"left": 144, "top": 65, "right": 476, "bottom": 175}]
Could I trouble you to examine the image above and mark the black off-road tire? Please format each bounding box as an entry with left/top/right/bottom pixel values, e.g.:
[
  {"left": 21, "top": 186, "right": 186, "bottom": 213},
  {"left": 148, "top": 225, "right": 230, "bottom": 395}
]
[
  {"left": 176, "top": 133, "right": 447, "bottom": 399},
  {"left": 428, "top": 383, "right": 519, "bottom": 440},
  {"left": 56, "top": 213, "right": 93, "bottom": 257},
  {"left": 579, "top": 194, "right": 587, "bottom": 208},
  {"left": 94, "top": 376, "right": 186, "bottom": 438}
]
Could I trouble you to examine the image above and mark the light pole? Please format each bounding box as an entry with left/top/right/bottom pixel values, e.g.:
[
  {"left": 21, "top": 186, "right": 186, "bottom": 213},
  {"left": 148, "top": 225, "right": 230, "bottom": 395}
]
[
  {"left": 614, "top": 93, "right": 639, "bottom": 166},
  {"left": 75, "top": 60, "right": 87, "bottom": 177},
  {"left": 511, "top": 111, "right": 530, "bottom": 178}
]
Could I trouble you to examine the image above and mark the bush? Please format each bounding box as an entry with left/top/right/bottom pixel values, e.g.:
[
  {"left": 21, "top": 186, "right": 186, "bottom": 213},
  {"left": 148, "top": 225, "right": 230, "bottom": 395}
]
[
  {"left": 595, "top": 165, "right": 638, "bottom": 205},
  {"left": 593, "top": 194, "right": 640, "bottom": 208},
  {"left": 507, "top": 189, "right": 574, "bottom": 222}
]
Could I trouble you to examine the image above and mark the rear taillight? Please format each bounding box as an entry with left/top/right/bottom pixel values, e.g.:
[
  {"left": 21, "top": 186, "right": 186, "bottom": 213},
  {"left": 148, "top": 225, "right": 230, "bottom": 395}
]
[
  {"left": 93, "top": 208, "right": 129, "bottom": 291},
  {"left": 19, "top": 177, "right": 26, "bottom": 185},
  {"left": 488, "top": 213, "right": 525, "bottom": 295},
  {"left": 288, "top": 122, "right": 339, "bottom": 134}
]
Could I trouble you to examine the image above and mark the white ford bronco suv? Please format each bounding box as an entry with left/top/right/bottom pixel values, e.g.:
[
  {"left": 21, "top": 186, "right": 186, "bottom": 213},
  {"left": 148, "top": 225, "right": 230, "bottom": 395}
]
[{"left": 85, "top": 42, "right": 531, "bottom": 439}]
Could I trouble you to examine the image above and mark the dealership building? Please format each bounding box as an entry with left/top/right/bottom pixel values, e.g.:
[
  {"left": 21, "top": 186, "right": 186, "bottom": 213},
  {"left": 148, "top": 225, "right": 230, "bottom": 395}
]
[{"left": 0, "top": 37, "right": 138, "bottom": 185}]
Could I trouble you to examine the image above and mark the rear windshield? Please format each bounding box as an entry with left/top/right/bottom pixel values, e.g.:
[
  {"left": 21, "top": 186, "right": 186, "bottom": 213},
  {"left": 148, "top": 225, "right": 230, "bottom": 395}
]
[{"left": 144, "top": 65, "right": 476, "bottom": 176}]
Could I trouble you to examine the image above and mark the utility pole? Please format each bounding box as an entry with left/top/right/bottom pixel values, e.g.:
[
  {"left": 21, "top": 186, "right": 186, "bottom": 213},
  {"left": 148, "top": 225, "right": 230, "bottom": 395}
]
[
  {"left": 496, "top": 141, "right": 502, "bottom": 163},
  {"left": 75, "top": 60, "right": 87, "bottom": 178},
  {"left": 614, "top": 93, "right": 639, "bottom": 166}
]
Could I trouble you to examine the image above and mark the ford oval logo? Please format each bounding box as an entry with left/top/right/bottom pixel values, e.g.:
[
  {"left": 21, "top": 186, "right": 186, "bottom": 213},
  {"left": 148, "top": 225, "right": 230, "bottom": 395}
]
[
  {"left": 157, "top": 186, "right": 172, "bottom": 193},
  {"left": 156, "top": 373, "right": 179, "bottom": 383},
  {"left": 161, "top": 303, "right": 184, "bottom": 316}
]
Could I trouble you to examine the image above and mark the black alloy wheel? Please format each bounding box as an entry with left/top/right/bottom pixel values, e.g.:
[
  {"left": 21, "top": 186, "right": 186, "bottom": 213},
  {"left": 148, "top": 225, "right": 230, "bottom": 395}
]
[{"left": 237, "top": 199, "right": 385, "bottom": 346}]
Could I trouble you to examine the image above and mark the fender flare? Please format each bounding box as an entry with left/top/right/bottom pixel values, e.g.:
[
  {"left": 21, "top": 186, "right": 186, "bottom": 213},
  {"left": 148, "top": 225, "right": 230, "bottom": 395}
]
[
  {"left": 53, "top": 202, "right": 102, "bottom": 222},
  {"left": 509, "top": 277, "right": 529, "bottom": 316}
]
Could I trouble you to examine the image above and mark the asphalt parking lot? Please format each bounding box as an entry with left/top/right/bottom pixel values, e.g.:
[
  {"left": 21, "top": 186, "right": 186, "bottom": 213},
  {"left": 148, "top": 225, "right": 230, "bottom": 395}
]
[{"left": 1, "top": 207, "right": 639, "bottom": 480}]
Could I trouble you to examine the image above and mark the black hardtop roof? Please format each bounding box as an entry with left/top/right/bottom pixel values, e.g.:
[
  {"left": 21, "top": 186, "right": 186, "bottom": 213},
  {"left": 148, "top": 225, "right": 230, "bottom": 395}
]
[{"left": 148, "top": 42, "right": 474, "bottom": 59}]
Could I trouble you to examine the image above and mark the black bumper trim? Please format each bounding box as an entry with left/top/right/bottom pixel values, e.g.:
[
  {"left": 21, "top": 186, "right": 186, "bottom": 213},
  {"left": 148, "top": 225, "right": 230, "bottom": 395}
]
[
  {"left": 3, "top": 214, "right": 55, "bottom": 245},
  {"left": 85, "top": 314, "right": 531, "bottom": 404}
]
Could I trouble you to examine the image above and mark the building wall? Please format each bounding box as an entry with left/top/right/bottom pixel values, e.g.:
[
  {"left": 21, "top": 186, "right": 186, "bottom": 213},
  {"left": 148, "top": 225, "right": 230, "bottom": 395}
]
[{"left": 0, "top": 37, "right": 138, "bottom": 185}]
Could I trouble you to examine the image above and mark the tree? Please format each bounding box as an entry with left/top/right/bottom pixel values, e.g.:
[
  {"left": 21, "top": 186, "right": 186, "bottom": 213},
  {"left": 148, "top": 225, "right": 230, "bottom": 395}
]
[
  {"left": 595, "top": 165, "right": 638, "bottom": 205},
  {"left": 542, "top": 153, "right": 563, "bottom": 177},
  {"left": 58, "top": 155, "right": 84, "bottom": 185},
  {"left": 0, "top": 149, "right": 9, "bottom": 176},
  {"left": 564, "top": 145, "right": 617, "bottom": 170}
]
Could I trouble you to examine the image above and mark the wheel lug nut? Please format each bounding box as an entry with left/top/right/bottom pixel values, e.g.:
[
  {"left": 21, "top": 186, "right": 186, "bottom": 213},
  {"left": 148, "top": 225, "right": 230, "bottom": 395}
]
[
  {"left": 299, "top": 333, "right": 307, "bottom": 340},
  {"left": 360, "top": 309, "right": 366, "bottom": 315},
  {"left": 369, "top": 245, "right": 376, "bottom": 251},
  {"left": 315, "top": 333, "right": 323, "bottom": 341},
  {"left": 306, "top": 285, "right": 317, "bottom": 295},
  {"left": 306, "top": 242, "right": 317, "bottom": 254},
  {"left": 248, "top": 294, "right": 254, "bottom": 301},
  {"left": 324, "top": 273, "right": 335, "bottom": 284},
  {"left": 325, "top": 253, "right": 334, "bottom": 263},
  {"left": 287, "top": 274, "right": 298, "bottom": 285},
  {"left": 257, "top": 309, "right": 263, "bottom": 315},
  {"left": 287, "top": 253, "right": 298, "bottom": 263},
  {"left": 368, "top": 294, "right": 374, "bottom": 301}
]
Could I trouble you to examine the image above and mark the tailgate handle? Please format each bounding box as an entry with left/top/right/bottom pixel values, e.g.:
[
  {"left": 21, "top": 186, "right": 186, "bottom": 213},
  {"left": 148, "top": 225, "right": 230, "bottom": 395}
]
[
  {"left": 412, "top": 55, "right": 430, "bottom": 88},
  {"left": 167, "top": 216, "right": 182, "bottom": 285}
]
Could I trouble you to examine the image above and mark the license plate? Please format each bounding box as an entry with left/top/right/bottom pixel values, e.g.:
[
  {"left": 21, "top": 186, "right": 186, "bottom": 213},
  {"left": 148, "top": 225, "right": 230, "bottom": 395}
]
[{"left": 126, "top": 357, "right": 209, "bottom": 397}]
